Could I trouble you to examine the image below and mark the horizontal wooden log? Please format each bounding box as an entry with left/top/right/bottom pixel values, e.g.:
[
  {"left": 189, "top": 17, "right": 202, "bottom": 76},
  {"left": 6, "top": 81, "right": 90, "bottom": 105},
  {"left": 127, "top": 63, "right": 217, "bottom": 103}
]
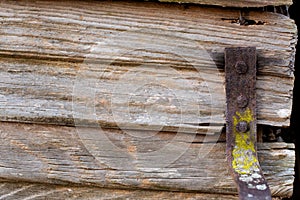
[
  {"left": 0, "top": 182, "right": 240, "bottom": 200},
  {"left": 0, "top": 181, "right": 286, "bottom": 200},
  {"left": 159, "top": 0, "right": 293, "bottom": 7},
  {"left": 0, "top": 122, "right": 295, "bottom": 197},
  {"left": 0, "top": 182, "right": 289, "bottom": 200},
  {"left": 0, "top": 0, "right": 296, "bottom": 132}
]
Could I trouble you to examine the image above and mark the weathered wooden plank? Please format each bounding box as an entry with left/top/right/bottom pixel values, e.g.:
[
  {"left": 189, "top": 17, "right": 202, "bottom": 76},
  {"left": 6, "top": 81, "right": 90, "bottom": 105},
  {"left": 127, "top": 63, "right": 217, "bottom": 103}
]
[
  {"left": 159, "top": 0, "right": 292, "bottom": 7},
  {"left": 0, "top": 122, "right": 294, "bottom": 197},
  {"left": 0, "top": 181, "right": 283, "bottom": 200},
  {"left": 0, "top": 0, "right": 296, "bottom": 132},
  {"left": 0, "top": 182, "right": 241, "bottom": 200}
]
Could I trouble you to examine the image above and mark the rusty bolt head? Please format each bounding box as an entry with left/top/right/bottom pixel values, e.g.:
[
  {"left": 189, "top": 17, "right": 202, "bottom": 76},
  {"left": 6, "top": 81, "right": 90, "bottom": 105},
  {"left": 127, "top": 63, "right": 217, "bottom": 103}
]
[
  {"left": 236, "top": 121, "right": 249, "bottom": 133},
  {"left": 237, "top": 95, "right": 248, "bottom": 108},
  {"left": 235, "top": 61, "right": 248, "bottom": 74}
]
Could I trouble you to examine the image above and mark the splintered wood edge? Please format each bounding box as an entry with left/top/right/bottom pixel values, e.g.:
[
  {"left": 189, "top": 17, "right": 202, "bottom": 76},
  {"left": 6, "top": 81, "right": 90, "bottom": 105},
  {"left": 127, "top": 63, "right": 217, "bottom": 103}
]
[{"left": 159, "top": 0, "right": 293, "bottom": 7}]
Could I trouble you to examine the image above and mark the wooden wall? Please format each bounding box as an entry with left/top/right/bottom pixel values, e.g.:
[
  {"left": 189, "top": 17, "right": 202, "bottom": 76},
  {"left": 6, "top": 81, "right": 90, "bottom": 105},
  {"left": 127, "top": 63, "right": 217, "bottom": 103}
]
[{"left": 0, "top": 0, "right": 297, "bottom": 199}]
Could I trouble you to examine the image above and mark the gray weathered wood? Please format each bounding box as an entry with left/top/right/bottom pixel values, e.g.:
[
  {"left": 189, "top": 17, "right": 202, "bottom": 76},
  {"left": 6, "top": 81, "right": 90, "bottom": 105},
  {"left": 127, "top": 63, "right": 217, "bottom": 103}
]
[
  {"left": 0, "top": 181, "right": 283, "bottom": 200},
  {"left": 0, "top": 122, "right": 294, "bottom": 197},
  {"left": 0, "top": 182, "right": 241, "bottom": 200},
  {"left": 159, "top": 0, "right": 292, "bottom": 7},
  {"left": 0, "top": 0, "right": 297, "bottom": 133}
]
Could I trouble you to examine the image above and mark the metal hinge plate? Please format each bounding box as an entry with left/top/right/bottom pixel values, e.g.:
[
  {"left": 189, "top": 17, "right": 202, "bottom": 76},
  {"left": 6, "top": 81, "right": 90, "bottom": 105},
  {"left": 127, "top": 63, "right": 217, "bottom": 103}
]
[{"left": 225, "top": 47, "right": 271, "bottom": 200}]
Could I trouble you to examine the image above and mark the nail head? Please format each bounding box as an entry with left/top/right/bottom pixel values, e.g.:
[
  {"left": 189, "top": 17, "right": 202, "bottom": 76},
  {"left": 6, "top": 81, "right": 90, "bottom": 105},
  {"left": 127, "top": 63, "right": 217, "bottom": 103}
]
[
  {"left": 236, "top": 121, "right": 249, "bottom": 133},
  {"left": 235, "top": 61, "right": 248, "bottom": 74}
]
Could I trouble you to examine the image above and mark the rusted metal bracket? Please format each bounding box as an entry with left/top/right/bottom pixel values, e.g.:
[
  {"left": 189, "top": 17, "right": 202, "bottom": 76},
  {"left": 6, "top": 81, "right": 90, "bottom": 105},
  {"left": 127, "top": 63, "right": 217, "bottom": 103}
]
[{"left": 225, "top": 47, "right": 272, "bottom": 200}]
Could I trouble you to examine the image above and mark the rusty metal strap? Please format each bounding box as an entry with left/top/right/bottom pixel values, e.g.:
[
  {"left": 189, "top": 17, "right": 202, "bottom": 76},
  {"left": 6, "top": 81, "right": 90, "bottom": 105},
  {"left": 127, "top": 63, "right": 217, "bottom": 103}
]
[{"left": 225, "top": 47, "right": 271, "bottom": 200}]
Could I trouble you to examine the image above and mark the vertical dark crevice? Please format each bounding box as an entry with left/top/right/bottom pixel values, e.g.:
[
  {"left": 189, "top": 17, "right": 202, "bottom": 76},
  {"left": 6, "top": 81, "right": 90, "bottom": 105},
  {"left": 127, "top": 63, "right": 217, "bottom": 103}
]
[{"left": 289, "top": 1, "right": 300, "bottom": 199}]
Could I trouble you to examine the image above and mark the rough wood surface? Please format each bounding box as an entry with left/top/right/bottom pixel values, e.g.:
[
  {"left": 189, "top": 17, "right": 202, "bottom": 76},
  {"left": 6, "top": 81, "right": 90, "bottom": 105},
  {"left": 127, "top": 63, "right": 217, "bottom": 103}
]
[
  {"left": 0, "top": 181, "right": 287, "bottom": 199},
  {"left": 159, "top": 0, "right": 293, "bottom": 7},
  {"left": 0, "top": 182, "right": 241, "bottom": 200},
  {"left": 0, "top": 122, "right": 295, "bottom": 197},
  {"left": 0, "top": 0, "right": 296, "bottom": 133}
]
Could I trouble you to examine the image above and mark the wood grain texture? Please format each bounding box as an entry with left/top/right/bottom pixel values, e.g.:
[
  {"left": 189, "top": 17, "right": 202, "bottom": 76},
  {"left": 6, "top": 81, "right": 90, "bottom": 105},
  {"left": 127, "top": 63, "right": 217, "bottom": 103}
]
[
  {"left": 0, "top": 0, "right": 296, "bottom": 133},
  {"left": 0, "top": 181, "right": 282, "bottom": 200},
  {"left": 0, "top": 182, "right": 241, "bottom": 200},
  {"left": 159, "top": 0, "right": 293, "bottom": 7},
  {"left": 0, "top": 122, "right": 295, "bottom": 197}
]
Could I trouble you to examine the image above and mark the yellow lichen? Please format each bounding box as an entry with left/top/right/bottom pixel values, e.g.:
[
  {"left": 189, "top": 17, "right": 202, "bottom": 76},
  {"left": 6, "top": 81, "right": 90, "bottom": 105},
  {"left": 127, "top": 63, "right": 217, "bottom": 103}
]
[{"left": 232, "top": 108, "right": 259, "bottom": 175}]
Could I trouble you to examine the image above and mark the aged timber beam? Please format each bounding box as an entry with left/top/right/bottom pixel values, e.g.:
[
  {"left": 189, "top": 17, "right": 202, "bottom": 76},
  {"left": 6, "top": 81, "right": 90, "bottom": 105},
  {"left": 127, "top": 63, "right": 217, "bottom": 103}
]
[
  {"left": 0, "top": 122, "right": 295, "bottom": 198},
  {"left": 0, "top": 181, "right": 294, "bottom": 199},
  {"left": 0, "top": 0, "right": 297, "bottom": 134},
  {"left": 0, "top": 181, "right": 241, "bottom": 200}
]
